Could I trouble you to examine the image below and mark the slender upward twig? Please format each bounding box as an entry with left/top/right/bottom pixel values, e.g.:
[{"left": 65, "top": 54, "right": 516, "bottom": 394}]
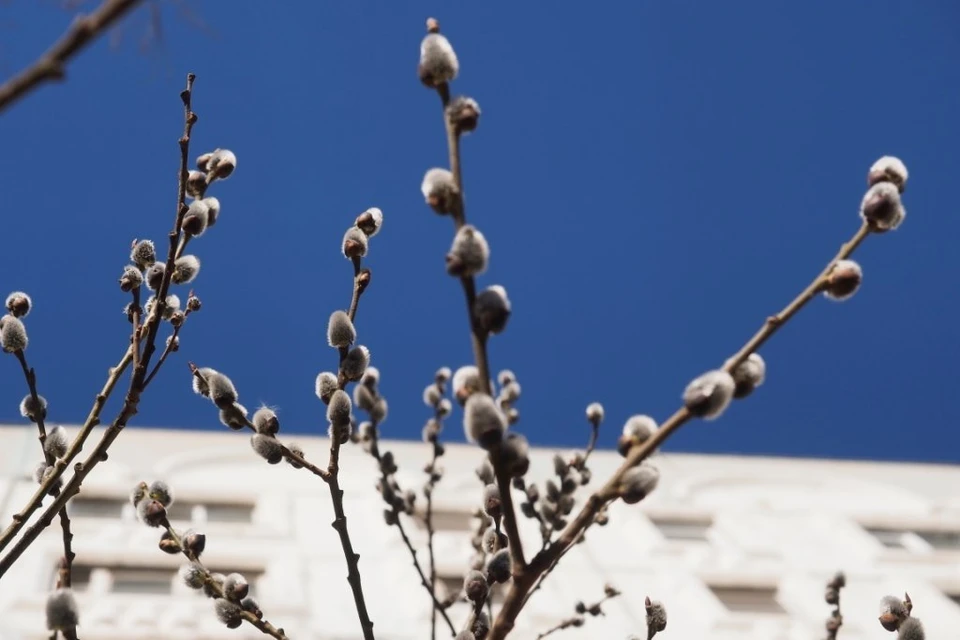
[
  {"left": 365, "top": 433, "right": 457, "bottom": 637},
  {"left": 0, "top": 73, "right": 199, "bottom": 576},
  {"left": 12, "top": 351, "right": 76, "bottom": 590},
  {"left": 325, "top": 255, "right": 376, "bottom": 640},
  {"left": 432, "top": 60, "right": 526, "bottom": 577},
  {"left": 534, "top": 586, "right": 621, "bottom": 640},
  {"left": 823, "top": 572, "right": 845, "bottom": 640},
  {"left": 488, "top": 222, "right": 873, "bottom": 639},
  {"left": 0, "top": 0, "right": 144, "bottom": 112},
  {"left": 424, "top": 421, "right": 443, "bottom": 640},
  {"left": 161, "top": 520, "right": 288, "bottom": 639}
]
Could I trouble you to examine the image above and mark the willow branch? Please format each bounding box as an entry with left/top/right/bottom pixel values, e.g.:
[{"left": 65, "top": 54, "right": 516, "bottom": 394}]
[
  {"left": 12, "top": 351, "right": 76, "bottom": 588},
  {"left": 0, "top": 0, "right": 144, "bottom": 112},
  {"left": 434, "top": 78, "right": 526, "bottom": 576},
  {"left": 162, "top": 521, "right": 288, "bottom": 639},
  {"left": 0, "top": 73, "right": 198, "bottom": 575},
  {"left": 425, "top": 432, "right": 442, "bottom": 640},
  {"left": 323, "top": 255, "right": 375, "bottom": 640},
  {"left": 488, "top": 221, "right": 873, "bottom": 639}
]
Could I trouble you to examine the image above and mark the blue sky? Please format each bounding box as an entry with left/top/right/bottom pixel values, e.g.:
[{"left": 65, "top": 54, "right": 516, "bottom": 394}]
[{"left": 0, "top": 1, "right": 957, "bottom": 463}]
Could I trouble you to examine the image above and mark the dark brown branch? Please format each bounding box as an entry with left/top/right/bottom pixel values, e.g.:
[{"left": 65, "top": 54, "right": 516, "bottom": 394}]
[
  {"left": 161, "top": 520, "right": 288, "bottom": 639},
  {"left": 0, "top": 0, "right": 144, "bottom": 112},
  {"left": 488, "top": 222, "right": 873, "bottom": 639}
]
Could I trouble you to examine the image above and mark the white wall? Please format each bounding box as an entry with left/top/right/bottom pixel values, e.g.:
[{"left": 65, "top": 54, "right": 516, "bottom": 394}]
[{"left": 0, "top": 425, "right": 958, "bottom": 640}]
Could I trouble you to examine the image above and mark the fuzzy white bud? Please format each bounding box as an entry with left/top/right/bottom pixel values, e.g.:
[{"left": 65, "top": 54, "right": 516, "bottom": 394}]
[
  {"left": 45, "top": 588, "right": 79, "bottom": 631},
  {"left": 586, "top": 402, "right": 604, "bottom": 425},
  {"left": 423, "top": 384, "right": 441, "bottom": 407},
  {"left": 645, "top": 597, "right": 667, "bottom": 635},
  {"left": 485, "top": 548, "right": 511, "bottom": 584},
  {"left": 144, "top": 263, "right": 165, "bottom": 291},
  {"left": 315, "top": 371, "right": 339, "bottom": 404},
  {"left": 342, "top": 345, "right": 370, "bottom": 382},
  {"left": 682, "top": 370, "right": 735, "bottom": 420},
  {"left": 252, "top": 406, "right": 280, "bottom": 435},
  {"left": 44, "top": 426, "right": 68, "bottom": 459},
  {"left": 342, "top": 226, "right": 368, "bottom": 259},
  {"left": 464, "top": 393, "right": 506, "bottom": 449},
  {"left": 172, "top": 255, "right": 201, "bottom": 284},
  {"left": 119, "top": 265, "right": 143, "bottom": 292},
  {"left": 619, "top": 464, "right": 660, "bottom": 504},
  {"left": 327, "top": 389, "right": 352, "bottom": 426},
  {"left": 1, "top": 315, "right": 28, "bottom": 352},
  {"left": 205, "top": 371, "right": 238, "bottom": 409},
  {"left": 203, "top": 197, "right": 222, "bottom": 226},
  {"left": 823, "top": 259, "right": 863, "bottom": 301},
  {"left": 447, "top": 96, "right": 481, "bottom": 134},
  {"left": 327, "top": 310, "right": 356, "bottom": 348},
  {"left": 419, "top": 32, "right": 459, "bottom": 86},
  {"left": 219, "top": 402, "right": 248, "bottom": 430},
  {"left": 897, "top": 617, "right": 925, "bottom": 640},
  {"left": 860, "top": 182, "right": 906, "bottom": 231},
  {"left": 131, "top": 239, "right": 156, "bottom": 269},
  {"left": 453, "top": 365, "right": 482, "bottom": 403},
  {"left": 5, "top": 291, "right": 31, "bottom": 318},
  {"left": 182, "top": 200, "right": 210, "bottom": 237},
  {"left": 355, "top": 207, "right": 384, "bottom": 237},
  {"left": 447, "top": 225, "right": 489, "bottom": 277},
  {"left": 19, "top": 393, "right": 47, "bottom": 422},
  {"left": 475, "top": 285, "right": 511, "bottom": 334},
  {"left": 731, "top": 353, "right": 766, "bottom": 398},
  {"left": 421, "top": 168, "right": 459, "bottom": 214},
  {"left": 868, "top": 155, "right": 908, "bottom": 193},
  {"left": 250, "top": 434, "right": 283, "bottom": 464},
  {"left": 207, "top": 148, "right": 237, "bottom": 180}
]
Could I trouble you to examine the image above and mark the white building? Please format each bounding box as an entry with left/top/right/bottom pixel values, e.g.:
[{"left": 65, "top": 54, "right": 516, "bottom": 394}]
[{"left": 0, "top": 424, "right": 957, "bottom": 640}]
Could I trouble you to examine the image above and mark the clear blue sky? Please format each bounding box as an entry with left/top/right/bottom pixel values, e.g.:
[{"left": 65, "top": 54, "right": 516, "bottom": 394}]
[{"left": 1, "top": 2, "right": 957, "bottom": 462}]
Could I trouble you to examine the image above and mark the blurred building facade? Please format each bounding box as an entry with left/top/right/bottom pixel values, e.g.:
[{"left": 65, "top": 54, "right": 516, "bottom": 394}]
[{"left": 0, "top": 424, "right": 958, "bottom": 640}]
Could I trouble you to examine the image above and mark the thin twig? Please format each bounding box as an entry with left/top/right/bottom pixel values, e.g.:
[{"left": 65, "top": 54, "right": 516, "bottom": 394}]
[
  {"left": 523, "top": 529, "right": 586, "bottom": 610},
  {"left": 824, "top": 572, "right": 845, "bottom": 640},
  {"left": 534, "top": 588, "right": 620, "bottom": 640},
  {"left": 322, "top": 254, "right": 376, "bottom": 640},
  {"left": 130, "top": 286, "right": 142, "bottom": 370},
  {"left": 12, "top": 351, "right": 76, "bottom": 590},
  {"left": 394, "top": 509, "right": 458, "bottom": 636},
  {"left": 488, "top": 222, "right": 874, "bottom": 639},
  {"left": 0, "top": 0, "right": 144, "bottom": 112},
  {"left": 161, "top": 520, "right": 288, "bottom": 639},
  {"left": 424, "top": 422, "right": 442, "bottom": 640}
]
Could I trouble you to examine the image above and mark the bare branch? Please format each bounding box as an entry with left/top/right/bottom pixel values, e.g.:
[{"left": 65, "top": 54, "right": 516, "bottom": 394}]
[
  {"left": 0, "top": 0, "right": 144, "bottom": 112},
  {"left": 489, "top": 222, "right": 873, "bottom": 639}
]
